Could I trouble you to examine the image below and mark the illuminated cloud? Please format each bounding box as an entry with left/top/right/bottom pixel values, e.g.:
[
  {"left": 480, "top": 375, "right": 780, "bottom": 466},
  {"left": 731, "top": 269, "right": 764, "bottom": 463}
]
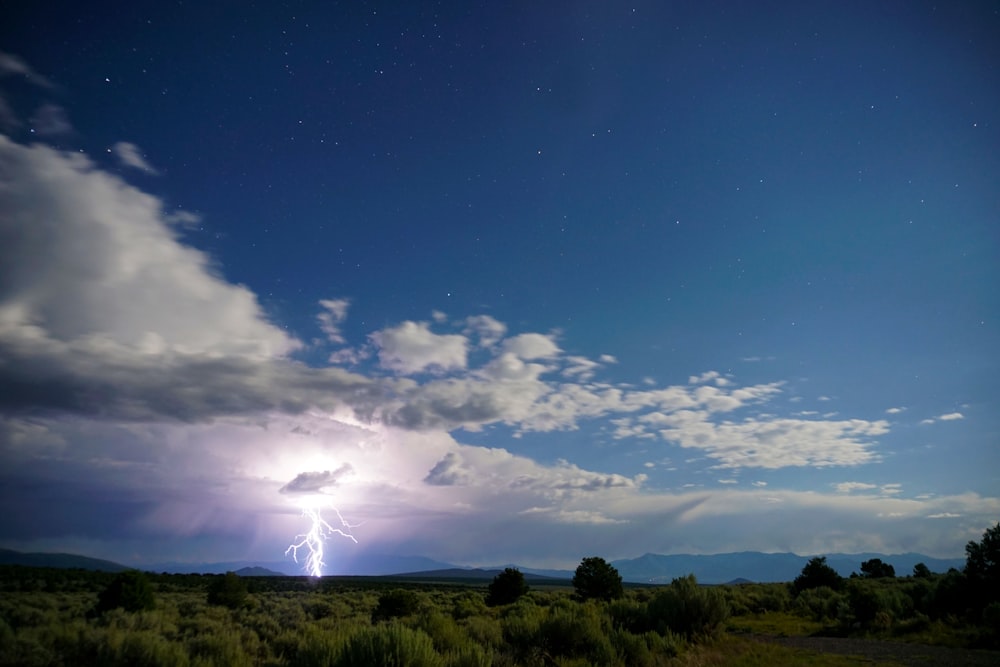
[{"left": 280, "top": 464, "right": 354, "bottom": 495}]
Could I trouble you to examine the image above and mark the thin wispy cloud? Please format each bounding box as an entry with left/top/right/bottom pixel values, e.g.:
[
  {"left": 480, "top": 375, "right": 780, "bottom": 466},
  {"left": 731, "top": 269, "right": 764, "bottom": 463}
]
[{"left": 111, "top": 141, "right": 159, "bottom": 174}]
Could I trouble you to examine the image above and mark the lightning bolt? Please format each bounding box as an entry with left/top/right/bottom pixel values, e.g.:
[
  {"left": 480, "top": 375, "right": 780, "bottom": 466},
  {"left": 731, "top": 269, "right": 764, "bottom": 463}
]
[{"left": 285, "top": 502, "right": 358, "bottom": 577}]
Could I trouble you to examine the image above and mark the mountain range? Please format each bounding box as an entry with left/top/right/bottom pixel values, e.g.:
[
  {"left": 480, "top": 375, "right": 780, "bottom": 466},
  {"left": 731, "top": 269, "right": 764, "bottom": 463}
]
[
  {"left": 0, "top": 548, "right": 965, "bottom": 584},
  {"left": 0, "top": 548, "right": 127, "bottom": 572}
]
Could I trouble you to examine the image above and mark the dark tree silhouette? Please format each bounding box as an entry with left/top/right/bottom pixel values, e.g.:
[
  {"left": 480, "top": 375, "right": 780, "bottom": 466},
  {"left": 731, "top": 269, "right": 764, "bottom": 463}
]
[
  {"left": 206, "top": 571, "right": 248, "bottom": 609},
  {"left": 372, "top": 589, "right": 421, "bottom": 622},
  {"left": 860, "top": 558, "right": 895, "bottom": 578},
  {"left": 793, "top": 556, "right": 843, "bottom": 594},
  {"left": 912, "top": 562, "right": 932, "bottom": 578},
  {"left": 572, "top": 556, "right": 624, "bottom": 601},
  {"left": 965, "top": 521, "right": 1000, "bottom": 607},
  {"left": 486, "top": 567, "right": 529, "bottom": 606},
  {"left": 95, "top": 570, "right": 156, "bottom": 613}
]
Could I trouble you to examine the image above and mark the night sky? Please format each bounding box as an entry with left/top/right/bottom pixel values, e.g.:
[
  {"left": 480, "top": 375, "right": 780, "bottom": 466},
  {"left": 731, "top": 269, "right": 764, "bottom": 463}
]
[{"left": 1, "top": 1, "right": 997, "bottom": 571}]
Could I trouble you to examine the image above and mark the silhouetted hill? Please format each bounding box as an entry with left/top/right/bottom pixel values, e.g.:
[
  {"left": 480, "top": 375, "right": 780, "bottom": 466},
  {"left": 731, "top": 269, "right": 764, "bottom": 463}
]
[
  {"left": 0, "top": 548, "right": 127, "bottom": 572},
  {"left": 234, "top": 566, "right": 284, "bottom": 576},
  {"left": 393, "top": 567, "right": 567, "bottom": 583}
]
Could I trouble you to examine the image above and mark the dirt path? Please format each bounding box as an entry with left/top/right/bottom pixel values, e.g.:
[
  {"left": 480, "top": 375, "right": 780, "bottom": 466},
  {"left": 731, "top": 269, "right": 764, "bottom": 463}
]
[{"left": 759, "top": 635, "right": 999, "bottom": 667}]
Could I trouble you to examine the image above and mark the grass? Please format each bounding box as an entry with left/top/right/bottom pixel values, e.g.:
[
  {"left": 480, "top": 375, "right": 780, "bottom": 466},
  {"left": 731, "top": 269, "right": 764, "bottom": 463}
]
[
  {"left": 667, "top": 635, "right": 907, "bottom": 667},
  {"left": 725, "top": 612, "right": 826, "bottom": 637}
]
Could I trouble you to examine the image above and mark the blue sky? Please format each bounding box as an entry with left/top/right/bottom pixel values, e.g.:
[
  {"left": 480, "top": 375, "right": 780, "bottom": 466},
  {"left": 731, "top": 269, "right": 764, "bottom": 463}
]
[{"left": 0, "top": 1, "right": 997, "bottom": 572}]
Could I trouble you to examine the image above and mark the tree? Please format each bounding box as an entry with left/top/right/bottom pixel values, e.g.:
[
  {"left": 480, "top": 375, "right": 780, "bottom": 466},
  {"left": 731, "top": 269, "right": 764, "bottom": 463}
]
[
  {"left": 860, "top": 558, "right": 895, "bottom": 579},
  {"left": 95, "top": 570, "right": 156, "bottom": 614},
  {"left": 912, "top": 562, "right": 932, "bottom": 579},
  {"left": 486, "top": 567, "right": 529, "bottom": 606},
  {"left": 372, "top": 589, "right": 421, "bottom": 622},
  {"left": 965, "top": 522, "right": 1000, "bottom": 607},
  {"left": 793, "top": 556, "right": 843, "bottom": 594},
  {"left": 572, "top": 556, "right": 624, "bottom": 601},
  {"left": 206, "top": 571, "right": 248, "bottom": 609}
]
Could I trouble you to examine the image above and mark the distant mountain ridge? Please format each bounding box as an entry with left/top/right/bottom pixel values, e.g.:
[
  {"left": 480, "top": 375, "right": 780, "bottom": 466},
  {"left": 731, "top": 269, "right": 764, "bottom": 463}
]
[
  {"left": 393, "top": 567, "right": 567, "bottom": 583},
  {"left": 0, "top": 548, "right": 127, "bottom": 572},
  {"left": 0, "top": 548, "right": 965, "bottom": 583}
]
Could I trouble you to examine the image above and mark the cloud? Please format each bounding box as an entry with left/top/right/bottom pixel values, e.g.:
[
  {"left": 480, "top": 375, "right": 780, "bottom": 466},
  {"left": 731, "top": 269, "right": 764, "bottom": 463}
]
[
  {"left": 835, "top": 482, "right": 878, "bottom": 493},
  {"left": 4, "top": 131, "right": 994, "bottom": 567},
  {"left": 885, "top": 407, "right": 906, "bottom": 414},
  {"left": 639, "top": 412, "right": 886, "bottom": 469},
  {"left": 0, "top": 95, "right": 18, "bottom": 131},
  {"left": 30, "top": 104, "right": 72, "bottom": 136},
  {"left": 0, "top": 136, "right": 406, "bottom": 421},
  {"left": 370, "top": 321, "right": 468, "bottom": 374},
  {"left": 4, "top": 410, "right": 997, "bottom": 565},
  {"left": 920, "top": 412, "right": 965, "bottom": 426},
  {"left": 317, "top": 298, "right": 350, "bottom": 344},
  {"left": 463, "top": 315, "right": 507, "bottom": 347},
  {"left": 689, "top": 371, "right": 720, "bottom": 384},
  {"left": 280, "top": 464, "right": 354, "bottom": 494},
  {"left": 111, "top": 141, "right": 158, "bottom": 173},
  {"left": 0, "top": 52, "right": 54, "bottom": 89},
  {"left": 502, "top": 333, "right": 560, "bottom": 359}
]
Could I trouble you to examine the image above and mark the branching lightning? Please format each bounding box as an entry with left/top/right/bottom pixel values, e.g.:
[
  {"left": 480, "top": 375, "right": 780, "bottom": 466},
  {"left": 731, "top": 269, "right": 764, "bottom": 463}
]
[{"left": 285, "top": 502, "right": 358, "bottom": 577}]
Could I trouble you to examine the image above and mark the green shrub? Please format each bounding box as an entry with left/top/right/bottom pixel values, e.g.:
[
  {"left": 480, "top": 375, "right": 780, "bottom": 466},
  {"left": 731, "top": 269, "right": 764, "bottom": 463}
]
[
  {"left": 372, "top": 589, "right": 421, "bottom": 622},
  {"left": 793, "top": 585, "right": 844, "bottom": 621},
  {"left": 99, "top": 630, "right": 190, "bottom": 667},
  {"left": 206, "top": 572, "right": 248, "bottom": 609},
  {"left": 535, "top": 600, "right": 615, "bottom": 665},
  {"left": 416, "top": 610, "right": 467, "bottom": 654},
  {"left": 451, "top": 591, "right": 488, "bottom": 620},
  {"left": 647, "top": 574, "right": 729, "bottom": 638},
  {"left": 443, "top": 643, "right": 491, "bottom": 667},
  {"left": 500, "top": 603, "right": 543, "bottom": 664},
  {"left": 334, "top": 623, "right": 443, "bottom": 667},
  {"left": 95, "top": 570, "right": 156, "bottom": 614},
  {"left": 840, "top": 579, "right": 910, "bottom": 631},
  {"left": 461, "top": 615, "right": 502, "bottom": 649},
  {"left": 608, "top": 597, "right": 649, "bottom": 633}
]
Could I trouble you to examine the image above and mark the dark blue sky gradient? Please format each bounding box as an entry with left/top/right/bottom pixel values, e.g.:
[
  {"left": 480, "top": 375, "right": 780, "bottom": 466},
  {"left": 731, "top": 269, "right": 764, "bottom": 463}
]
[{"left": 0, "top": 1, "right": 997, "bottom": 565}]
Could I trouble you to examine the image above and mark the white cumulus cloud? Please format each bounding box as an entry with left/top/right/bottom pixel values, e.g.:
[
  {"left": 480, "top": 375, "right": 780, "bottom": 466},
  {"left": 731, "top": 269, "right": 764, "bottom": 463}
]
[{"left": 371, "top": 321, "right": 468, "bottom": 374}]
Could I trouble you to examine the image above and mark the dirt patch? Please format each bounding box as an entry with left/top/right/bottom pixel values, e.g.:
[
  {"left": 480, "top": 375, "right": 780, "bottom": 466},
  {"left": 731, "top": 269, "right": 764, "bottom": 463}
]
[{"left": 759, "top": 635, "right": 999, "bottom": 667}]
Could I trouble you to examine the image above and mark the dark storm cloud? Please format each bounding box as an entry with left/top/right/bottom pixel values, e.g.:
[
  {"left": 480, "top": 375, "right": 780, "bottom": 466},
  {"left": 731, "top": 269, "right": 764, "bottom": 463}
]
[
  {"left": 280, "top": 464, "right": 354, "bottom": 495},
  {"left": 423, "top": 453, "right": 469, "bottom": 486},
  {"left": 0, "top": 340, "right": 382, "bottom": 422}
]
